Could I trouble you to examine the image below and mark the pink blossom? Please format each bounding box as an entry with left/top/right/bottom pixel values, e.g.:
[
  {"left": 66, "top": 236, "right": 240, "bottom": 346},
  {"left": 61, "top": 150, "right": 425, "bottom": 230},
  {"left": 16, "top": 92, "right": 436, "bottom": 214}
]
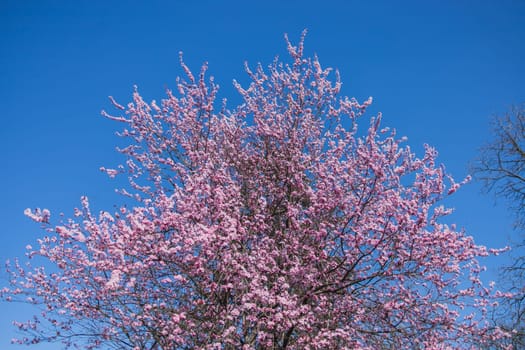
[
  {"left": 105, "top": 270, "right": 121, "bottom": 289},
  {"left": 24, "top": 208, "right": 50, "bottom": 223},
  {"left": 1, "top": 32, "right": 512, "bottom": 349}
]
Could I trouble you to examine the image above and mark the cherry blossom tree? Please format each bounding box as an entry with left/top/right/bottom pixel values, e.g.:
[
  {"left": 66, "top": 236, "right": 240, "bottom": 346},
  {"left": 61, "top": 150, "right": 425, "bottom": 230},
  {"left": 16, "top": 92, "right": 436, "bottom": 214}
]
[{"left": 1, "top": 33, "right": 513, "bottom": 349}]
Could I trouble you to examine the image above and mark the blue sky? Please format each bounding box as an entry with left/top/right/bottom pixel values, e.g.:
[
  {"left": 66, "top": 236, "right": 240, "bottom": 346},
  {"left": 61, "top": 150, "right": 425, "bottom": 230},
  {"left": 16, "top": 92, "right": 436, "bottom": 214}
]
[{"left": 1, "top": 1, "right": 524, "bottom": 348}]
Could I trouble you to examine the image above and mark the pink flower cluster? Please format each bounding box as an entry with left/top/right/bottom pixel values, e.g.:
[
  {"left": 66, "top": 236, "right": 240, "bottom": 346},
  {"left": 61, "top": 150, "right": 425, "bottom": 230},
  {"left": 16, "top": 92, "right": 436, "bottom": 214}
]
[{"left": 2, "top": 32, "right": 512, "bottom": 349}]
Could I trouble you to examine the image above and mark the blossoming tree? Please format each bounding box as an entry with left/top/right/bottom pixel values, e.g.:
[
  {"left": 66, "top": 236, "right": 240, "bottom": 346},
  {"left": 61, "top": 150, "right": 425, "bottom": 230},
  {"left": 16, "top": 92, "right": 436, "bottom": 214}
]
[{"left": 1, "top": 33, "right": 512, "bottom": 349}]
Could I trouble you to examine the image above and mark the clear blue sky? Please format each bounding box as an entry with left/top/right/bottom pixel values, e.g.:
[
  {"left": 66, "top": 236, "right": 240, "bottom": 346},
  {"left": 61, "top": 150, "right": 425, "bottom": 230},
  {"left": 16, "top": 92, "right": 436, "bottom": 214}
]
[{"left": 1, "top": 1, "right": 524, "bottom": 348}]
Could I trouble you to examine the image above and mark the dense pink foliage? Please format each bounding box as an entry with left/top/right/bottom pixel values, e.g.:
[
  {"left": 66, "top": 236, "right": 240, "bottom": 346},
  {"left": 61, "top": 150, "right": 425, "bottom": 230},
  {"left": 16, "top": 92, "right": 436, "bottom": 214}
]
[{"left": 2, "top": 33, "right": 512, "bottom": 349}]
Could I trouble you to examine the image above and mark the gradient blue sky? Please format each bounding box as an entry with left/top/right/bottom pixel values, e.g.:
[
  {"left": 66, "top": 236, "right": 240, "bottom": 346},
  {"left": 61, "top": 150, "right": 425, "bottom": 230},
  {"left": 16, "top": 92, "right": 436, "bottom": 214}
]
[{"left": 1, "top": 1, "right": 524, "bottom": 348}]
